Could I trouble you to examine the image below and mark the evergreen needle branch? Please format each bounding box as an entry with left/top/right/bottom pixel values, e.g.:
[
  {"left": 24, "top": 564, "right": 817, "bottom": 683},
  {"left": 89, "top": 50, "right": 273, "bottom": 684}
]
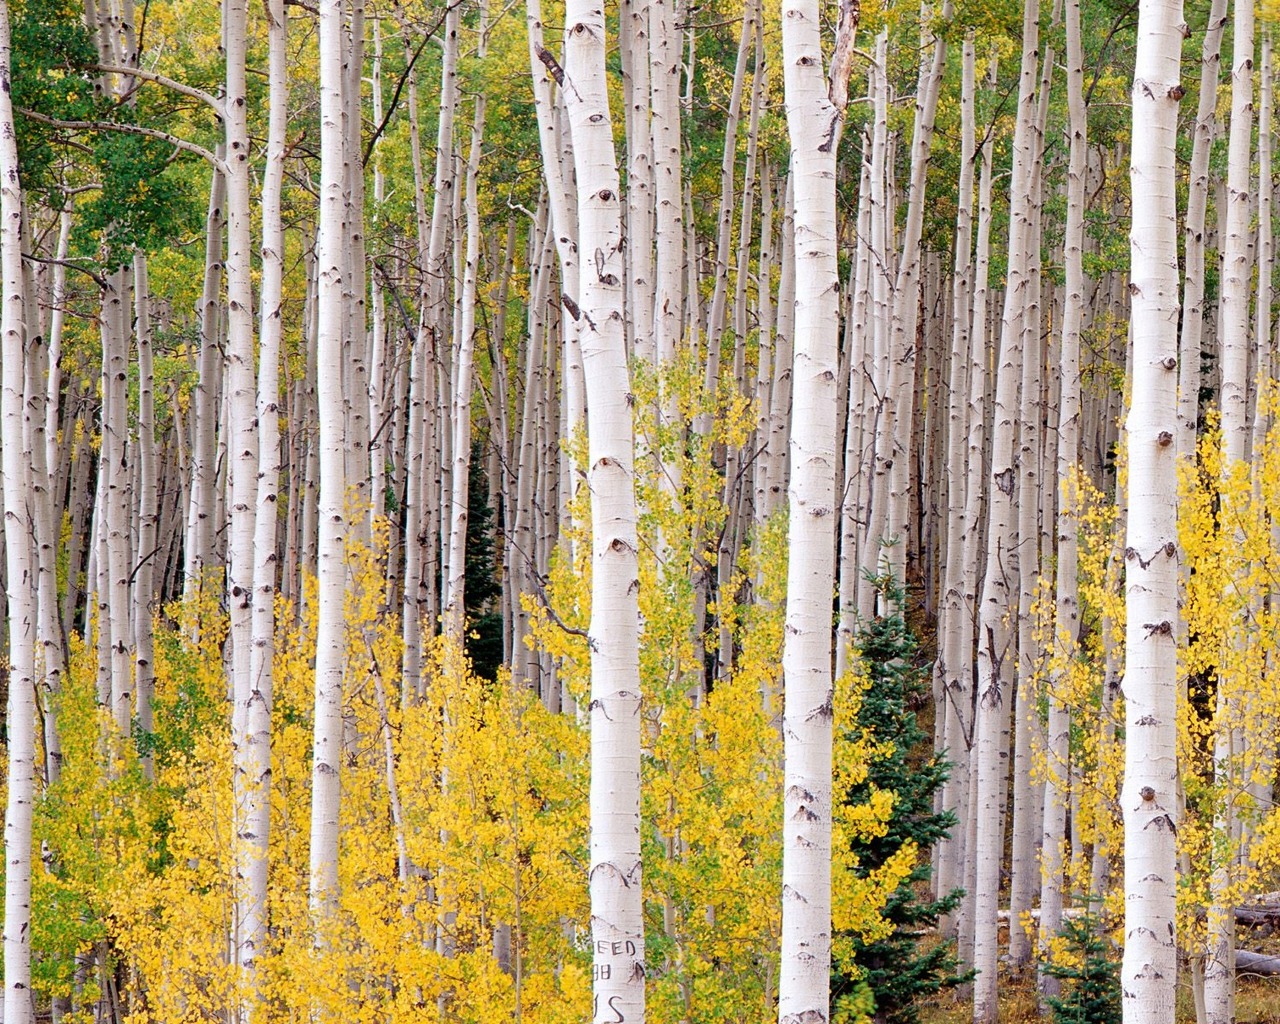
[{"left": 15, "top": 108, "right": 227, "bottom": 174}]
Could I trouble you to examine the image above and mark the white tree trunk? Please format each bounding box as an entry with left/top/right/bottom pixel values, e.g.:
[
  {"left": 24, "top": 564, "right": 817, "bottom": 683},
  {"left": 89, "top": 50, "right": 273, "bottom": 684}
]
[
  {"left": 1205, "top": 4, "right": 1253, "bottom": 1017},
  {"left": 934, "top": 30, "right": 976, "bottom": 911},
  {"left": 562, "top": 2, "right": 646, "bottom": 1019},
  {"left": 972, "top": 4, "right": 1039, "bottom": 1017},
  {"left": 2, "top": 6, "right": 38, "bottom": 1020},
  {"left": 777, "top": 0, "right": 850, "bottom": 1020},
  {"left": 1040, "top": 0, "right": 1086, "bottom": 994},
  {"left": 310, "top": 0, "right": 348, "bottom": 923},
  {"left": 1122, "top": 3, "right": 1183, "bottom": 1023},
  {"left": 237, "top": 0, "right": 286, "bottom": 1008}
]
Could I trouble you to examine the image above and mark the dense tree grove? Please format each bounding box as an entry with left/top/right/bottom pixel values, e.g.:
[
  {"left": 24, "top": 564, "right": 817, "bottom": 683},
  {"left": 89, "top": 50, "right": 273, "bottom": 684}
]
[{"left": 7, "top": 0, "right": 1280, "bottom": 1023}]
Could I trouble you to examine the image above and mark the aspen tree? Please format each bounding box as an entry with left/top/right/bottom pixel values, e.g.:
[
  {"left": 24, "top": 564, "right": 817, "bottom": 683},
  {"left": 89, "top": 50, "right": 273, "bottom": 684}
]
[
  {"left": 972, "top": 2, "right": 1039, "bottom": 1016},
  {"left": 311, "top": 0, "right": 348, "bottom": 922},
  {"left": 1122, "top": 3, "right": 1183, "bottom": 1023},
  {"left": 33, "top": 210, "right": 69, "bottom": 787},
  {"left": 2, "top": 5, "right": 38, "bottom": 1021},
  {"left": 1040, "top": 0, "right": 1086, "bottom": 990},
  {"left": 1177, "top": 0, "right": 1227, "bottom": 469},
  {"left": 238, "top": 0, "right": 286, "bottom": 1006},
  {"left": 443, "top": 6, "right": 489, "bottom": 645},
  {"left": 102, "top": 265, "right": 133, "bottom": 736},
  {"left": 649, "top": 0, "right": 682, "bottom": 389},
  {"left": 1205, "top": 2, "right": 1253, "bottom": 1015},
  {"left": 561, "top": 1, "right": 646, "bottom": 1019},
  {"left": 1010, "top": 33, "right": 1054, "bottom": 968},
  {"left": 934, "top": 30, "right": 976, "bottom": 910},
  {"left": 185, "top": 163, "right": 226, "bottom": 606},
  {"left": 863, "top": 6, "right": 949, "bottom": 599},
  {"left": 622, "top": 0, "right": 653, "bottom": 366},
  {"left": 133, "top": 251, "right": 157, "bottom": 779},
  {"left": 777, "top": 0, "right": 855, "bottom": 1020}
]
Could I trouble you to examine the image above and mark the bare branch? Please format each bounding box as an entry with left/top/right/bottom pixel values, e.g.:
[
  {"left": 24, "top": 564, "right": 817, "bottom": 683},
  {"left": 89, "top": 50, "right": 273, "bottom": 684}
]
[
  {"left": 93, "top": 64, "right": 226, "bottom": 117},
  {"left": 15, "top": 108, "right": 227, "bottom": 174}
]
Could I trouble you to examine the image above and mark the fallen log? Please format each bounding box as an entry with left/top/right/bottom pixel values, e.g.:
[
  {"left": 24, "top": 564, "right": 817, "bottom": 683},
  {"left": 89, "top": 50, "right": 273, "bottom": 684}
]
[{"left": 1235, "top": 950, "right": 1280, "bottom": 976}]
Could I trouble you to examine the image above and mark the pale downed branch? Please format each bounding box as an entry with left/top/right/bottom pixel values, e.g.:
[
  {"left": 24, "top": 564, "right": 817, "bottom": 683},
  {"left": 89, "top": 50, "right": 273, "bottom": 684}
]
[{"left": 1235, "top": 950, "right": 1280, "bottom": 976}]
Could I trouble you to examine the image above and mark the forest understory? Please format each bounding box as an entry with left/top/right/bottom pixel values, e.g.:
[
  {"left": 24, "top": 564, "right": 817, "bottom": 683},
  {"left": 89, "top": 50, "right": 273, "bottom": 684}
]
[{"left": 7, "top": 0, "right": 1280, "bottom": 1023}]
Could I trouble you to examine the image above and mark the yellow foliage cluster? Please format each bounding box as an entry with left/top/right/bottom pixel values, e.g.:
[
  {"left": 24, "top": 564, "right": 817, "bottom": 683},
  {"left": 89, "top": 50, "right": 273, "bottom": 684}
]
[
  {"left": 1033, "top": 399, "right": 1280, "bottom": 964},
  {"left": 25, "top": 360, "right": 906, "bottom": 1024}
]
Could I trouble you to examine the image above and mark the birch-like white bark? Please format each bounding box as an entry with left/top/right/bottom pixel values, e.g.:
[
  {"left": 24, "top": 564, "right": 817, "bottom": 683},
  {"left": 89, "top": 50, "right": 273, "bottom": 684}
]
[
  {"left": 310, "top": 0, "right": 348, "bottom": 923},
  {"left": 133, "top": 251, "right": 157, "bottom": 780},
  {"left": 934, "top": 31, "right": 976, "bottom": 911},
  {"left": 1040, "top": 0, "right": 1086, "bottom": 992},
  {"left": 238, "top": 0, "right": 286, "bottom": 1006},
  {"left": 777, "top": 0, "right": 849, "bottom": 1019},
  {"left": 1177, "top": 0, "right": 1227, "bottom": 469},
  {"left": 2, "top": 6, "right": 38, "bottom": 1019},
  {"left": 1205, "top": 3, "right": 1253, "bottom": 1016},
  {"left": 973, "top": 4, "right": 1039, "bottom": 1016},
  {"left": 562, "top": 3, "right": 646, "bottom": 1019},
  {"left": 1122, "top": 4, "right": 1183, "bottom": 1023}
]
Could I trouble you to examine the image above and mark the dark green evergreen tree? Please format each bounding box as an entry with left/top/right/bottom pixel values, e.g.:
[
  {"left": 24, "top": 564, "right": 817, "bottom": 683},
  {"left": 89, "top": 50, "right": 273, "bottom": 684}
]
[
  {"left": 464, "top": 439, "right": 503, "bottom": 680},
  {"left": 1042, "top": 908, "right": 1121, "bottom": 1024},
  {"left": 831, "top": 576, "right": 969, "bottom": 1024}
]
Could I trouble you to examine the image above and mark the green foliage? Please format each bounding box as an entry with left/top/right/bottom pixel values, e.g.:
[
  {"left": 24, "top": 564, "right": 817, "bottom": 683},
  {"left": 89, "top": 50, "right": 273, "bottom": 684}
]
[
  {"left": 1041, "top": 909, "right": 1122, "bottom": 1024},
  {"left": 9, "top": 0, "right": 98, "bottom": 195},
  {"left": 832, "top": 575, "right": 969, "bottom": 1024},
  {"left": 76, "top": 131, "right": 199, "bottom": 270}
]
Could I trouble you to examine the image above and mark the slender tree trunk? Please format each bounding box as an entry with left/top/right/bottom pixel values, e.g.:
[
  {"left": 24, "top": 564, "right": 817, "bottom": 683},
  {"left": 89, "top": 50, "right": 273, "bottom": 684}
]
[
  {"left": 776, "top": 0, "right": 854, "bottom": 1020},
  {"left": 2, "top": 6, "right": 38, "bottom": 1019},
  {"left": 972, "top": 4, "right": 1039, "bottom": 1017},
  {"left": 310, "top": 0, "right": 349, "bottom": 927},
  {"left": 562, "top": 2, "right": 646, "bottom": 1018},
  {"left": 935, "top": 30, "right": 976, "bottom": 913},
  {"left": 1205, "top": 3, "right": 1253, "bottom": 1016},
  {"left": 1040, "top": 0, "right": 1086, "bottom": 994},
  {"left": 133, "top": 251, "right": 157, "bottom": 780},
  {"left": 1122, "top": 3, "right": 1183, "bottom": 1023},
  {"left": 186, "top": 162, "right": 227, "bottom": 605}
]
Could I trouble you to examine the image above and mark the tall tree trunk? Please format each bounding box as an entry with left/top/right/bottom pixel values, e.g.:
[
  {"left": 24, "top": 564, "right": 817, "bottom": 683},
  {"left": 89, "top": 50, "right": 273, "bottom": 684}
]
[
  {"left": 972, "top": 3, "right": 1039, "bottom": 1017},
  {"left": 1040, "top": 0, "right": 1087, "bottom": 994},
  {"left": 934, "top": 30, "right": 976, "bottom": 913},
  {"left": 237, "top": 0, "right": 286, "bottom": 1010},
  {"left": 562, "top": 1, "right": 646, "bottom": 1018},
  {"left": 1205, "top": 3, "right": 1253, "bottom": 1017},
  {"left": 776, "top": 0, "right": 853, "bottom": 1020},
  {"left": 310, "top": 0, "right": 349, "bottom": 927},
  {"left": 133, "top": 251, "right": 157, "bottom": 780},
  {"left": 2, "top": 5, "right": 38, "bottom": 1019},
  {"left": 1121, "top": 3, "right": 1183, "bottom": 1023}
]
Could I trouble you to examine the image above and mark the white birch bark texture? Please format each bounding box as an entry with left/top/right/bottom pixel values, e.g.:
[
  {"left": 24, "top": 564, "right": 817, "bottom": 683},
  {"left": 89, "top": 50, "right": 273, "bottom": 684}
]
[
  {"left": 562, "top": 3, "right": 646, "bottom": 1020},
  {"left": 972, "top": 3, "right": 1039, "bottom": 1017},
  {"left": 2, "top": 5, "right": 38, "bottom": 1022},
  {"left": 1205, "top": 4, "right": 1253, "bottom": 1016},
  {"left": 934, "top": 30, "right": 975, "bottom": 910},
  {"left": 310, "top": 0, "right": 347, "bottom": 923},
  {"left": 1040, "top": 0, "right": 1086, "bottom": 989},
  {"left": 1177, "top": 0, "right": 1227, "bottom": 469},
  {"left": 238, "top": 0, "right": 286, "bottom": 1006},
  {"left": 777, "top": 0, "right": 851, "bottom": 1021},
  {"left": 1122, "top": 2, "right": 1183, "bottom": 1022}
]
